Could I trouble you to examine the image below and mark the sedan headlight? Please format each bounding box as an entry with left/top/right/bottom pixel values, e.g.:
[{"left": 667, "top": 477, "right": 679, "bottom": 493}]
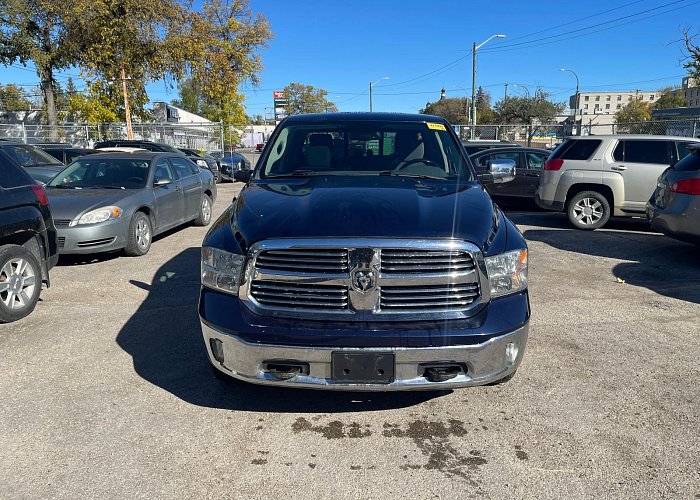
[
  {"left": 485, "top": 249, "right": 528, "bottom": 298},
  {"left": 195, "top": 159, "right": 208, "bottom": 168},
  {"left": 72, "top": 206, "right": 122, "bottom": 226},
  {"left": 201, "top": 247, "right": 245, "bottom": 295}
]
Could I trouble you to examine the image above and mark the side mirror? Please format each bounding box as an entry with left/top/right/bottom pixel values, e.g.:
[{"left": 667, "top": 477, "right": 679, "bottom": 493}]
[
  {"left": 234, "top": 170, "right": 253, "bottom": 183},
  {"left": 154, "top": 178, "right": 172, "bottom": 186},
  {"left": 489, "top": 159, "right": 516, "bottom": 184}
]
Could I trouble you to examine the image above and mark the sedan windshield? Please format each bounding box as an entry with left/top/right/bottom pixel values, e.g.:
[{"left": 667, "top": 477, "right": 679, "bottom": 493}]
[
  {"left": 47, "top": 158, "right": 150, "bottom": 189},
  {"left": 3, "top": 144, "right": 63, "bottom": 167},
  {"left": 260, "top": 122, "right": 471, "bottom": 180}
]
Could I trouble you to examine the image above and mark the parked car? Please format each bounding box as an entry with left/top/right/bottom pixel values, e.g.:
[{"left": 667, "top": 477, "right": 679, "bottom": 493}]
[
  {"left": 536, "top": 135, "right": 700, "bottom": 229},
  {"left": 647, "top": 144, "right": 700, "bottom": 244},
  {"left": 462, "top": 139, "right": 520, "bottom": 156},
  {"left": 45, "top": 151, "right": 216, "bottom": 256},
  {"left": 255, "top": 141, "right": 267, "bottom": 152},
  {"left": 178, "top": 148, "right": 221, "bottom": 184},
  {"left": 0, "top": 140, "right": 65, "bottom": 184},
  {"left": 470, "top": 147, "right": 550, "bottom": 200},
  {"left": 39, "top": 145, "right": 100, "bottom": 165},
  {"left": 200, "top": 112, "right": 527, "bottom": 390},
  {"left": 0, "top": 150, "right": 58, "bottom": 323},
  {"left": 217, "top": 151, "right": 251, "bottom": 182}
]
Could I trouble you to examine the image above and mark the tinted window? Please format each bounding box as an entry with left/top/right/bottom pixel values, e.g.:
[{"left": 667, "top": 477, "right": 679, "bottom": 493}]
[
  {"left": 262, "top": 122, "right": 470, "bottom": 179},
  {"left": 526, "top": 152, "right": 548, "bottom": 170},
  {"left": 0, "top": 153, "right": 34, "bottom": 188},
  {"left": 484, "top": 151, "right": 521, "bottom": 168},
  {"left": 613, "top": 142, "right": 624, "bottom": 161},
  {"left": 2, "top": 144, "right": 63, "bottom": 167},
  {"left": 47, "top": 158, "right": 149, "bottom": 189},
  {"left": 170, "top": 157, "right": 194, "bottom": 178},
  {"left": 154, "top": 159, "right": 176, "bottom": 181},
  {"left": 675, "top": 141, "right": 700, "bottom": 163},
  {"left": 621, "top": 140, "right": 668, "bottom": 164},
  {"left": 673, "top": 149, "right": 700, "bottom": 172},
  {"left": 552, "top": 139, "right": 602, "bottom": 161}
]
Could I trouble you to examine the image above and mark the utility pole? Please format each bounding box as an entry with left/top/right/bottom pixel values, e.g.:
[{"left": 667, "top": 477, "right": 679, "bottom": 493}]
[
  {"left": 504, "top": 82, "right": 508, "bottom": 102},
  {"left": 369, "top": 81, "right": 373, "bottom": 112},
  {"left": 120, "top": 64, "right": 133, "bottom": 140},
  {"left": 470, "top": 34, "right": 505, "bottom": 139}
]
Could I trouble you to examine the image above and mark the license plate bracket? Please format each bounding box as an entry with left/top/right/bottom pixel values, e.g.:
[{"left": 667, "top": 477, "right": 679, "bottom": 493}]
[{"left": 331, "top": 352, "right": 395, "bottom": 384}]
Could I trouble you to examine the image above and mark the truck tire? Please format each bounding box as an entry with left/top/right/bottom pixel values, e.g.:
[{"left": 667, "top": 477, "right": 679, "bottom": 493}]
[
  {"left": 0, "top": 244, "right": 42, "bottom": 323},
  {"left": 194, "top": 194, "right": 212, "bottom": 226},
  {"left": 566, "top": 190, "right": 610, "bottom": 230},
  {"left": 124, "top": 212, "right": 152, "bottom": 256}
]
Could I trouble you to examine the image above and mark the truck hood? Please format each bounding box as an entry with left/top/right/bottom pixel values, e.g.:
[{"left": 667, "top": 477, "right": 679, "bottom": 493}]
[
  {"left": 46, "top": 188, "right": 137, "bottom": 220},
  {"left": 231, "top": 176, "right": 503, "bottom": 254}
]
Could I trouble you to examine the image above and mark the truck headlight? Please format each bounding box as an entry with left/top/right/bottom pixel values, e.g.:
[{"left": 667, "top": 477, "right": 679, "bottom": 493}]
[
  {"left": 485, "top": 249, "right": 527, "bottom": 298},
  {"left": 72, "top": 206, "right": 122, "bottom": 226},
  {"left": 201, "top": 247, "right": 245, "bottom": 295},
  {"left": 195, "top": 159, "right": 208, "bottom": 168}
]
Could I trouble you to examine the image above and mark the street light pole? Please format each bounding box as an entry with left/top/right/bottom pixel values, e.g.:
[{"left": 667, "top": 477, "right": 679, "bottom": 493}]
[
  {"left": 471, "top": 34, "right": 505, "bottom": 139},
  {"left": 120, "top": 64, "right": 133, "bottom": 140},
  {"left": 560, "top": 68, "right": 580, "bottom": 135},
  {"left": 369, "top": 76, "right": 389, "bottom": 112}
]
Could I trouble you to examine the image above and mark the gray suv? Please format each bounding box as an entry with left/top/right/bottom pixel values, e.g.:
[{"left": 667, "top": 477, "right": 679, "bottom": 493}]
[{"left": 535, "top": 135, "right": 700, "bottom": 229}]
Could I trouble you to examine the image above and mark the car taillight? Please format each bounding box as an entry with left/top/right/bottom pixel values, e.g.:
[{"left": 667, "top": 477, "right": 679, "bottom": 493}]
[
  {"left": 31, "top": 184, "right": 49, "bottom": 205},
  {"left": 670, "top": 178, "right": 700, "bottom": 195},
  {"left": 544, "top": 159, "right": 564, "bottom": 171}
]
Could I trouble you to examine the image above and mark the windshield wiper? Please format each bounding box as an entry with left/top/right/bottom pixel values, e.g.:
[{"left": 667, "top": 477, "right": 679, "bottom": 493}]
[
  {"left": 88, "top": 185, "right": 126, "bottom": 190},
  {"left": 50, "top": 184, "right": 78, "bottom": 189},
  {"left": 378, "top": 170, "right": 449, "bottom": 181},
  {"left": 29, "top": 162, "right": 63, "bottom": 167},
  {"left": 266, "top": 169, "right": 321, "bottom": 178}
]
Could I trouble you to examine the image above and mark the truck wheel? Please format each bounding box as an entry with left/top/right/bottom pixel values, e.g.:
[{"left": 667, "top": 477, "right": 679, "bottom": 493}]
[
  {"left": 0, "top": 244, "right": 42, "bottom": 323},
  {"left": 194, "top": 194, "right": 212, "bottom": 226},
  {"left": 567, "top": 191, "right": 610, "bottom": 230},
  {"left": 124, "top": 212, "right": 152, "bottom": 256}
]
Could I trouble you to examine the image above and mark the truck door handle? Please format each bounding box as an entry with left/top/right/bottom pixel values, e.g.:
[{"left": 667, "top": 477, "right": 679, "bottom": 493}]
[{"left": 611, "top": 165, "right": 627, "bottom": 171}]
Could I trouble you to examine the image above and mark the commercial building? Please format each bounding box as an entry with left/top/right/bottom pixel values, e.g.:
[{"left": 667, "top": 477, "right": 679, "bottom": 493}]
[{"left": 568, "top": 90, "right": 662, "bottom": 116}]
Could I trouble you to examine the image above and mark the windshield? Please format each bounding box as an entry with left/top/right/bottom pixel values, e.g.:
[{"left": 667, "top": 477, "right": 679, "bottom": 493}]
[
  {"left": 47, "top": 157, "right": 150, "bottom": 189},
  {"left": 259, "top": 122, "right": 471, "bottom": 180},
  {"left": 3, "top": 144, "right": 63, "bottom": 167}
]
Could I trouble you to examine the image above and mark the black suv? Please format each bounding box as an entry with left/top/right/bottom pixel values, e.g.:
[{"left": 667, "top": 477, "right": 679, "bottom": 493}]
[
  {"left": 178, "top": 148, "right": 221, "bottom": 184},
  {"left": 38, "top": 144, "right": 99, "bottom": 165},
  {"left": 0, "top": 150, "right": 59, "bottom": 323}
]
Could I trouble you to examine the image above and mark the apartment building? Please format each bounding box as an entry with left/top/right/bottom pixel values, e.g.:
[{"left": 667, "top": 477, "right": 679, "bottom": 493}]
[
  {"left": 568, "top": 90, "right": 662, "bottom": 116},
  {"left": 679, "top": 77, "right": 700, "bottom": 107}
]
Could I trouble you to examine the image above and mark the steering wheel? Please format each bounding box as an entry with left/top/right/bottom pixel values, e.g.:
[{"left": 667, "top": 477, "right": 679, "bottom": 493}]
[{"left": 393, "top": 158, "right": 442, "bottom": 172}]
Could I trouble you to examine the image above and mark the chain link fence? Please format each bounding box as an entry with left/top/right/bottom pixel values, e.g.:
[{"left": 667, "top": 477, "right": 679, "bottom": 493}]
[
  {"left": 0, "top": 121, "right": 250, "bottom": 151},
  {"left": 2, "top": 118, "right": 699, "bottom": 150}
]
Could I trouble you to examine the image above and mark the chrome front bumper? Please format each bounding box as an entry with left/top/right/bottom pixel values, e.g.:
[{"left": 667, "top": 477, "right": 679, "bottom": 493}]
[{"left": 201, "top": 321, "right": 528, "bottom": 391}]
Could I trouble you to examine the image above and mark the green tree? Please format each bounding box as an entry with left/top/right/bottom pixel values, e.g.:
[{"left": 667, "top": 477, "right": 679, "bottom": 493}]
[
  {"left": 66, "top": 79, "right": 120, "bottom": 122},
  {"left": 0, "top": 83, "right": 33, "bottom": 110},
  {"left": 0, "top": 0, "right": 82, "bottom": 136},
  {"left": 493, "top": 88, "right": 564, "bottom": 144},
  {"left": 615, "top": 99, "right": 652, "bottom": 122},
  {"left": 420, "top": 97, "right": 468, "bottom": 124},
  {"left": 653, "top": 88, "right": 688, "bottom": 109},
  {"left": 475, "top": 86, "right": 494, "bottom": 123},
  {"left": 283, "top": 83, "right": 338, "bottom": 115},
  {"left": 171, "top": 77, "right": 220, "bottom": 119}
]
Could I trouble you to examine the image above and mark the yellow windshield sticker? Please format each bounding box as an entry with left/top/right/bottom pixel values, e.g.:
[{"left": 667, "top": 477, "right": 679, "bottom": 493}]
[{"left": 426, "top": 122, "right": 446, "bottom": 131}]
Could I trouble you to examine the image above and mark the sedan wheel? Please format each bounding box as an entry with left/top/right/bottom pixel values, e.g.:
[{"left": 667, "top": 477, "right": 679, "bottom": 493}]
[
  {"left": 124, "top": 212, "right": 152, "bottom": 256},
  {"left": 567, "top": 191, "right": 611, "bottom": 230},
  {"left": 195, "top": 195, "right": 212, "bottom": 226},
  {"left": 0, "top": 245, "right": 41, "bottom": 323}
]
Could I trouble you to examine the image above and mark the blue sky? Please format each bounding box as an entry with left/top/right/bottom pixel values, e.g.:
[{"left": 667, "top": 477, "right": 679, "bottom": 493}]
[{"left": 3, "top": 0, "right": 698, "bottom": 118}]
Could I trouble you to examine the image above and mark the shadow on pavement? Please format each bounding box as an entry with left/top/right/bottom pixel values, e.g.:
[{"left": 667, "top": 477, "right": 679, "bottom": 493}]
[
  {"left": 512, "top": 212, "right": 700, "bottom": 305},
  {"left": 116, "top": 247, "right": 445, "bottom": 412}
]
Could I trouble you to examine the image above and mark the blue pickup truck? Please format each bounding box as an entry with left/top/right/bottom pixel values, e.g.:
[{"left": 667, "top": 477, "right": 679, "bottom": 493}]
[{"left": 198, "top": 112, "right": 529, "bottom": 390}]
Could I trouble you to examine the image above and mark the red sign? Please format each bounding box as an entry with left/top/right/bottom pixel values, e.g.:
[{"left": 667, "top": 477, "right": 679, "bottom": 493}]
[{"left": 273, "top": 90, "right": 285, "bottom": 99}]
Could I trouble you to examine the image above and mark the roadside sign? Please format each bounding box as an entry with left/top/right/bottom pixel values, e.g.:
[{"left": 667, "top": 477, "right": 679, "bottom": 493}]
[{"left": 273, "top": 90, "right": 287, "bottom": 121}]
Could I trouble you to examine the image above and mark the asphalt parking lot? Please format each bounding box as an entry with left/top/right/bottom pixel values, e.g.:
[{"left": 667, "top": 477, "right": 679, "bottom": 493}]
[{"left": 1, "top": 178, "right": 699, "bottom": 499}]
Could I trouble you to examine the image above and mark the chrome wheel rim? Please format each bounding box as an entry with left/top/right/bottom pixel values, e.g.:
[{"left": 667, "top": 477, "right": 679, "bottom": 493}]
[
  {"left": 202, "top": 198, "right": 211, "bottom": 223},
  {"left": 573, "top": 197, "right": 603, "bottom": 225},
  {"left": 0, "top": 258, "right": 36, "bottom": 311},
  {"left": 136, "top": 219, "right": 151, "bottom": 249}
]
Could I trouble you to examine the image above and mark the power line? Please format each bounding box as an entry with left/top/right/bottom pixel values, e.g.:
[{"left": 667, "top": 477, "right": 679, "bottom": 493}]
[{"left": 482, "top": 0, "right": 697, "bottom": 53}]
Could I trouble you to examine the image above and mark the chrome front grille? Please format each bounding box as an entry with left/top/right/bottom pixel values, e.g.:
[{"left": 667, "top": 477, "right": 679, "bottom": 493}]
[
  {"left": 250, "top": 281, "right": 349, "bottom": 310},
  {"left": 255, "top": 248, "right": 349, "bottom": 274},
  {"left": 380, "top": 249, "right": 475, "bottom": 275},
  {"left": 53, "top": 219, "right": 72, "bottom": 227},
  {"left": 380, "top": 283, "right": 479, "bottom": 311},
  {"left": 242, "top": 239, "right": 487, "bottom": 320}
]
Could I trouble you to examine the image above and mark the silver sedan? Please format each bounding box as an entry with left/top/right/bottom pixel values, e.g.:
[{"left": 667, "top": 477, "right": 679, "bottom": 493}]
[{"left": 46, "top": 151, "right": 217, "bottom": 256}]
